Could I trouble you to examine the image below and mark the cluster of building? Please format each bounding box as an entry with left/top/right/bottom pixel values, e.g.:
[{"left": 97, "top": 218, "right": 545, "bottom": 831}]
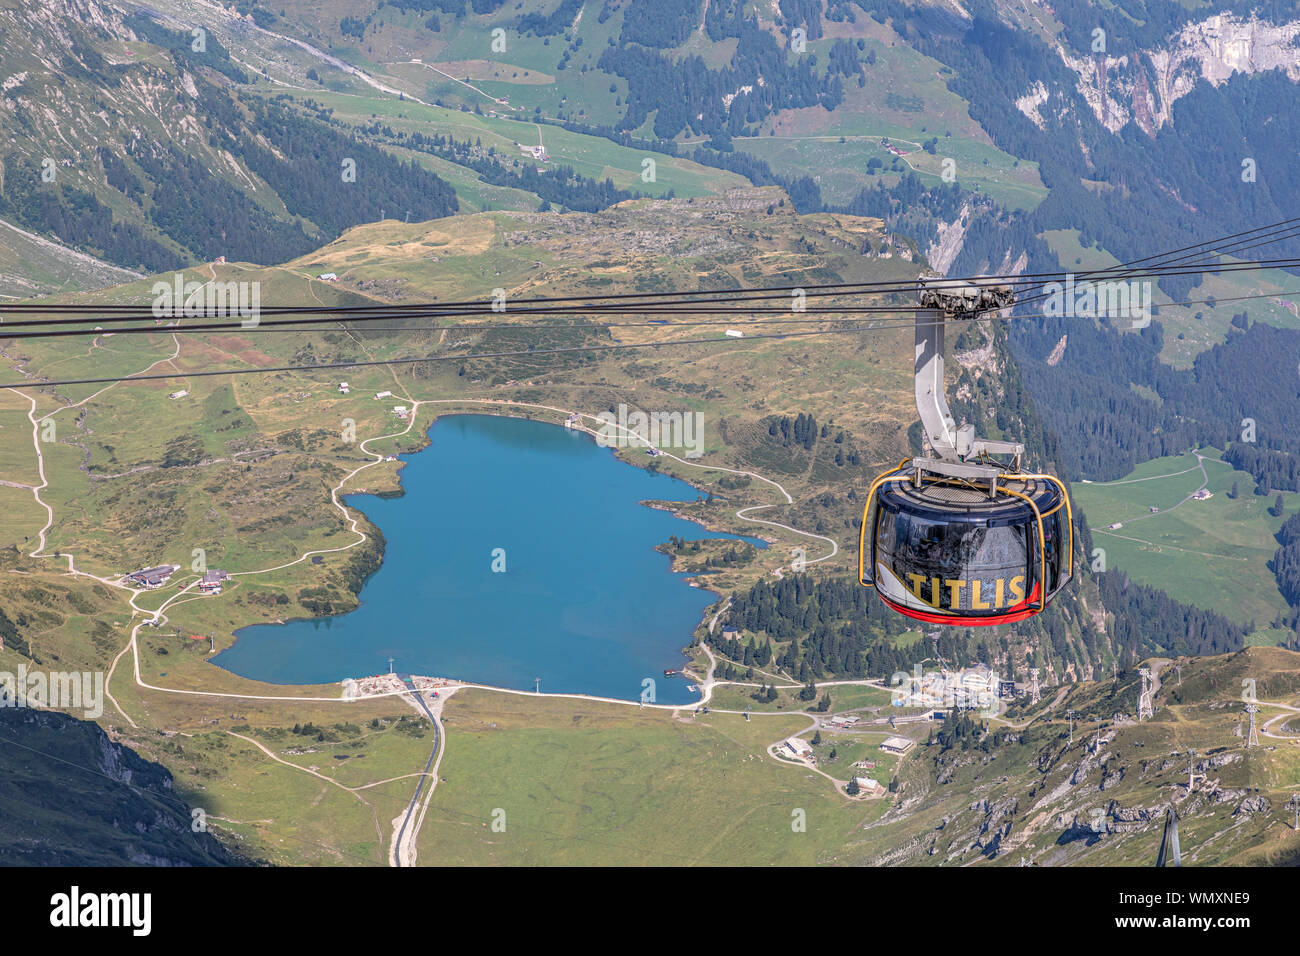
[
  {"left": 892, "top": 664, "right": 1011, "bottom": 712},
  {"left": 870, "top": 233, "right": 911, "bottom": 261},
  {"left": 124, "top": 565, "right": 229, "bottom": 594},
  {"left": 514, "top": 142, "right": 548, "bottom": 162},
  {"left": 880, "top": 137, "right": 909, "bottom": 157},
  {"left": 779, "top": 724, "right": 915, "bottom": 798},
  {"left": 364, "top": 390, "right": 409, "bottom": 418}
]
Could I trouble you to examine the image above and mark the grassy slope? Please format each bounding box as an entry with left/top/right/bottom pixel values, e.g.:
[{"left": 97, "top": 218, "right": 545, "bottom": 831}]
[
  {"left": 742, "top": 17, "right": 1047, "bottom": 210},
  {"left": 1073, "top": 449, "right": 1296, "bottom": 627},
  {"left": 0, "top": 219, "right": 142, "bottom": 299},
  {"left": 1041, "top": 229, "right": 1300, "bottom": 369},
  {"left": 301, "top": 87, "right": 747, "bottom": 200},
  {"left": 419, "top": 688, "right": 891, "bottom": 865}
]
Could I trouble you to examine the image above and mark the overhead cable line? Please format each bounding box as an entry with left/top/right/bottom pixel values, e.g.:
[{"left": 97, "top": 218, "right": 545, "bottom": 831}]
[
  {"left": 4, "top": 284, "right": 1297, "bottom": 344},
  {"left": 4, "top": 214, "right": 1299, "bottom": 328},
  {"left": 2, "top": 256, "right": 1297, "bottom": 337},
  {"left": 3, "top": 222, "right": 1298, "bottom": 389}
]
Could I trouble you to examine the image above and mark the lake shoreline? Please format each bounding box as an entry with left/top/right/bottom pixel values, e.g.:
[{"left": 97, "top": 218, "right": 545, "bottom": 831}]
[{"left": 211, "top": 412, "right": 762, "bottom": 703}]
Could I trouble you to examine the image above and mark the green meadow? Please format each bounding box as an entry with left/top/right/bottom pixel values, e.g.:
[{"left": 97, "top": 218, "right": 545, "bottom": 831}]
[
  {"left": 418, "top": 689, "right": 891, "bottom": 865},
  {"left": 1073, "top": 450, "right": 1296, "bottom": 626}
]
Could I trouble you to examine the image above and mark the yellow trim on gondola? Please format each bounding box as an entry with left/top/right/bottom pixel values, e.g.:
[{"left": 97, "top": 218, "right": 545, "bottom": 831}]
[
  {"left": 858, "top": 459, "right": 912, "bottom": 587},
  {"left": 1004, "top": 472, "right": 1075, "bottom": 586},
  {"left": 996, "top": 485, "right": 1048, "bottom": 614}
]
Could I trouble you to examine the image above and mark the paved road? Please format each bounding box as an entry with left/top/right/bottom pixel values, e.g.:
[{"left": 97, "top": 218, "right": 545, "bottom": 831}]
[{"left": 393, "top": 686, "right": 443, "bottom": 867}]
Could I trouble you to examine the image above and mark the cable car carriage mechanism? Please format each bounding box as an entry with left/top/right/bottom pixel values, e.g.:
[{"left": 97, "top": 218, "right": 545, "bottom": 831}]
[{"left": 859, "top": 277, "right": 1072, "bottom": 625}]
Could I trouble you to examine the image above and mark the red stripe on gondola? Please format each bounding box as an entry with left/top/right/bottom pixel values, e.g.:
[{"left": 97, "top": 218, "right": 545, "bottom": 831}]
[{"left": 878, "top": 582, "right": 1042, "bottom": 627}]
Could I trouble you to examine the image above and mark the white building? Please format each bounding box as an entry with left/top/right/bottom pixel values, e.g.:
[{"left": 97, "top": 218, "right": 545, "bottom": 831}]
[
  {"left": 126, "top": 564, "right": 180, "bottom": 590},
  {"left": 782, "top": 737, "right": 813, "bottom": 760}
]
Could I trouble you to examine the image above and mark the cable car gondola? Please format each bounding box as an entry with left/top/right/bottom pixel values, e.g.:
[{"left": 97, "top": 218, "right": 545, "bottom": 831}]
[{"left": 859, "top": 277, "right": 1072, "bottom": 625}]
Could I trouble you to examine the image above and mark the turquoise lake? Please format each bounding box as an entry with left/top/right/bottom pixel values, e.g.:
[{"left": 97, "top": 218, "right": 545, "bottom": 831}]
[{"left": 213, "top": 413, "right": 763, "bottom": 704}]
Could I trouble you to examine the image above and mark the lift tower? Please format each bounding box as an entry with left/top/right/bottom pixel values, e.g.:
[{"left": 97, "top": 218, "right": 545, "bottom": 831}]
[
  {"left": 1245, "top": 703, "right": 1260, "bottom": 748},
  {"left": 1138, "top": 667, "right": 1155, "bottom": 721}
]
